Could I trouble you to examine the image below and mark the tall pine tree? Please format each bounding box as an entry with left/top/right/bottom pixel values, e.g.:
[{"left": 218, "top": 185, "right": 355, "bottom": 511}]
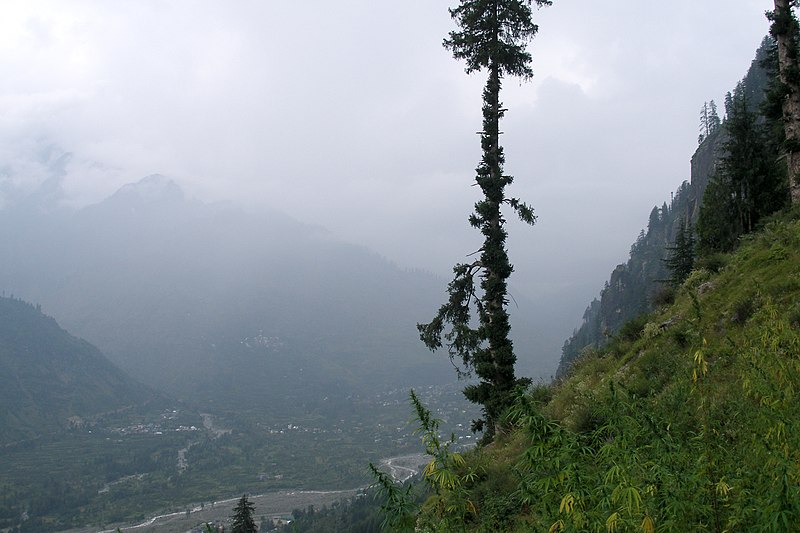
[
  {"left": 664, "top": 218, "right": 695, "bottom": 286},
  {"left": 698, "top": 83, "right": 787, "bottom": 253},
  {"left": 230, "top": 495, "right": 257, "bottom": 533},
  {"left": 418, "top": 0, "right": 550, "bottom": 440},
  {"left": 768, "top": 0, "right": 800, "bottom": 204}
]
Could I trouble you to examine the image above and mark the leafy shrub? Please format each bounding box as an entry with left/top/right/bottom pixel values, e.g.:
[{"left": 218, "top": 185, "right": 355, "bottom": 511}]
[
  {"left": 642, "top": 322, "right": 661, "bottom": 340},
  {"left": 696, "top": 253, "right": 729, "bottom": 273},
  {"left": 651, "top": 285, "right": 675, "bottom": 307},
  {"left": 730, "top": 296, "right": 757, "bottom": 324},
  {"left": 572, "top": 402, "right": 606, "bottom": 434},
  {"left": 767, "top": 243, "right": 789, "bottom": 262},
  {"left": 790, "top": 303, "right": 800, "bottom": 328},
  {"left": 669, "top": 326, "right": 691, "bottom": 348},
  {"left": 683, "top": 268, "right": 713, "bottom": 289},
  {"left": 617, "top": 314, "right": 649, "bottom": 342},
  {"left": 527, "top": 382, "right": 552, "bottom": 405}
]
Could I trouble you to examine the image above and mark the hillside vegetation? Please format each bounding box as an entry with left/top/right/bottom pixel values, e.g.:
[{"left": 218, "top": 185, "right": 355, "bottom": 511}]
[
  {"left": 406, "top": 210, "right": 800, "bottom": 531},
  {"left": 0, "top": 296, "right": 152, "bottom": 444}
]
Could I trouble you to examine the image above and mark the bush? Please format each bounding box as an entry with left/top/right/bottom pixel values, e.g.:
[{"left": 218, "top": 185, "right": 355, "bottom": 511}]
[
  {"left": 617, "top": 314, "right": 649, "bottom": 342},
  {"left": 790, "top": 303, "right": 800, "bottom": 328},
  {"left": 696, "top": 253, "right": 729, "bottom": 273},
  {"left": 526, "top": 382, "right": 552, "bottom": 405},
  {"left": 572, "top": 402, "right": 606, "bottom": 434},
  {"left": 669, "top": 326, "right": 691, "bottom": 348},
  {"left": 651, "top": 285, "right": 675, "bottom": 307},
  {"left": 730, "top": 295, "right": 757, "bottom": 324}
]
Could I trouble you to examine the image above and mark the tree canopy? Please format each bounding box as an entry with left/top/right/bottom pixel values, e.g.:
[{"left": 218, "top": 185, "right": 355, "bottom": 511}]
[{"left": 231, "top": 495, "right": 257, "bottom": 533}]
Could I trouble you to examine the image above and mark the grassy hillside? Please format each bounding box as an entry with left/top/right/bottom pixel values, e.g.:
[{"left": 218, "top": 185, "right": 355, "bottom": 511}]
[{"left": 407, "top": 210, "right": 800, "bottom": 531}]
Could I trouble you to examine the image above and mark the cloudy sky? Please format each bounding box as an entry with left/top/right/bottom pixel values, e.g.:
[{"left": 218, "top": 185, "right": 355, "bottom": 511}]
[{"left": 0, "top": 0, "right": 773, "bottom": 344}]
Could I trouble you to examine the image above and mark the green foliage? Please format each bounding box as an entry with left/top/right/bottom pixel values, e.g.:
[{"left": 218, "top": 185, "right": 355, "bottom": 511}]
[
  {"left": 368, "top": 464, "right": 417, "bottom": 532},
  {"left": 729, "top": 294, "right": 757, "bottom": 324},
  {"left": 231, "top": 494, "right": 257, "bottom": 533},
  {"left": 698, "top": 100, "right": 721, "bottom": 144},
  {"left": 0, "top": 296, "right": 152, "bottom": 445},
  {"left": 420, "top": 0, "right": 549, "bottom": 437},
  {"left": 698, "top": 81, "right": 789, "bottom": 254},
  {"left": 282, "top": 495, "right": 383, "bottom": 533},
  {"left": 650, "top": 285, "right": 676, "bottom": 308},
  {"left": 616, "top": 314, "right": 649, "bottom": 343},
  {"left": 663, "top": 217, "right": 696, "bottom": 286},
  {"left": 371, "top": 390, "right": 481, "bottom": 532},
  {"left": 411, "top": 216, "right": 800, "bottom": 531},
  {"left": 444, "top": 0, "right": 551, "bottom": 78},
  {"left": 562, "top": 40, "right": 786, "bottom": 378},
  {"left": 695, "top": 252, "right": 729, "bottom": 273}
]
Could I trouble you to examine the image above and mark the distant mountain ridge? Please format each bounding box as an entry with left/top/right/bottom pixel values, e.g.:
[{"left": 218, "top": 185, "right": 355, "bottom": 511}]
[
  {"left": 0, "top": 296, "right": 151, "bottom": 445},
  {"left": 0, "top": 174, "right": 552, "bottom": 415}
]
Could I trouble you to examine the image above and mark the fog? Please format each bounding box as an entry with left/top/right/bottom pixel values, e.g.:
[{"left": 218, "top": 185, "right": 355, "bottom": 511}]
[{"left": 0, "top": 0, "right": 772, "bottom": 361}]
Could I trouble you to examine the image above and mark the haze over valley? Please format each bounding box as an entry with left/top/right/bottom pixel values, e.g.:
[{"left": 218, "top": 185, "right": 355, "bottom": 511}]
[{"left": 1, "top": 1, "right": 793, "bottom": 532}]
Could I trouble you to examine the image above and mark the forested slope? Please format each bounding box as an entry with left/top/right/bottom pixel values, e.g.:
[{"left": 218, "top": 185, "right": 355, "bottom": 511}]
[{"left": 0, "top": 296, "right": 152, "bottom": 444}]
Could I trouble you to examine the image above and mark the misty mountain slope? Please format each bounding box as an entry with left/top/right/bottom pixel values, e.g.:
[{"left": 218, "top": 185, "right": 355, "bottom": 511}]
[
  {"left": 0, "top": 175, "right": 549, "bottom": 412},
  {"left": 0, "top": 296, "right": 151, "bottom": 444},
  {"left": 557, "top": 40, "right": 773, "bottom": 376}
]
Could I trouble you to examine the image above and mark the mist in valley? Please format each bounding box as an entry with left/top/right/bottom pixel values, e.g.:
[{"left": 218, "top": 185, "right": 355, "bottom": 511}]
[{"left": 0, "top": 1, "right": 775, "bottom": 531}]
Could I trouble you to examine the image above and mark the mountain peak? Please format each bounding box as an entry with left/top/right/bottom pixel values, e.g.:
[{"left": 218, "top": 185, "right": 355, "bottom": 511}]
[{"left": 113, "top": 174, "right": 184, "bottom": 204}]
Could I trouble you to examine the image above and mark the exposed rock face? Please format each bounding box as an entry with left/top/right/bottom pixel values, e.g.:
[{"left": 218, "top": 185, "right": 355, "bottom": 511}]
[{"left": 689, "top": 129, "right": 725, "bottom": 221}]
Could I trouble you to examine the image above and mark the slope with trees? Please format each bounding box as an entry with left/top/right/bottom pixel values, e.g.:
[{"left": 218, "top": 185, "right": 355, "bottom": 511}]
[
  {"left": 697, "top": 80, "right": 789, "bottom": 253},
  {"left": 0, "top": 295, "right": 153, "bottom": 444},
  {"left": 559, "top": 37, "right": 783, "bottom": 376},
  {"left": 374, "top": 205, "right": 800, "bottom": 532}
]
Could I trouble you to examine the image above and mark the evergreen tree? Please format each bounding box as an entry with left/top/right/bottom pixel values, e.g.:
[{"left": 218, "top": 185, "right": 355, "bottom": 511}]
[
  {"left": 697, "top": 173, "right": 741, "bottom": 253},
  {"left": 699, "top": 101, "right": 721, "bottom": 144},
  {"left": 723, "top": 83, "right": 786, "bottom": 232},
  {"left": 709, "top": 99, "right": 721, "bottom": 134},
  {"left": 698, "top": 82, "right": 788, "bottom": 253},
  {"left": 699, "top": 101, "right": 711, "bottom": 143},
  {"left": 418, "top": 0, "right": 550, "bottom": 440},
  {"left": 231, "top": 495, "right": 257, "bottom": 533},
  {"left": 768, "top": 0, "right": 800, "bottom": 203},
  {"left": 664, "top": 218, "right": 695, "bottom": 286}
]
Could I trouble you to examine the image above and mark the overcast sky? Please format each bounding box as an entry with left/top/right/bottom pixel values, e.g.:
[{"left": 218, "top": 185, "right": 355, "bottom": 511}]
[{"left": 0, "top": 0, "right": 773, "bottom": 339}]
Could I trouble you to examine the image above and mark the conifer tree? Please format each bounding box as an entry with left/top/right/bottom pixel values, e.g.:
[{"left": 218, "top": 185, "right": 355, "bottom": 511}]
[
  {"left": 698, "top": 83, "right": 787, "bottom": 252},
  {"left": 699, "top": 102, "right": 711, "bottom": 143},
  {"left": 709, "top": 100, "right": 721, "bottom": 134},
  {"left": 418, "top": 0, "right": 550, "bottom": 440},
  {"left": 699, "top": 101, "right": 721, "bottom": 144},
  {"left": 768, "top": 0, "right": 800, "bottom": 204},
  {"left": 664, "top": 218, "right": 695, "bottom": 286},
  {"left": 230, "top": 495, "right": 257, "bottom": 533}
]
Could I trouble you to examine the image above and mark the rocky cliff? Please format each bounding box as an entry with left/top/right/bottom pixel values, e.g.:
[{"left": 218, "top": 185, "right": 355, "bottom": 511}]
[{"left": 557, "top": 38, "right": 773, "bottom": 377}]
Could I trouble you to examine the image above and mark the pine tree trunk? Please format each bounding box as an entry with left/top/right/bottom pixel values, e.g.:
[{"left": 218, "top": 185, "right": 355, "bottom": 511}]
[
  {"left": 479, "top": 60, "right": 517, "bottom": 435},
  {"left": 774, "top": 0, "right": 800, "bottom": 204}
]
